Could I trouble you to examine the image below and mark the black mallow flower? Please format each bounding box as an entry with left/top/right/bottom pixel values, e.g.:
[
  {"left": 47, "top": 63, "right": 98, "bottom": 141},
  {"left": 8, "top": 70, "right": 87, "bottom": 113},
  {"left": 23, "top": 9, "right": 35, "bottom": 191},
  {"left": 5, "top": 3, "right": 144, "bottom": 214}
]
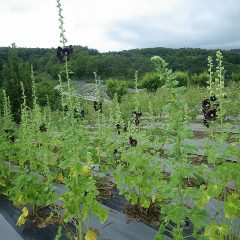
[
  {"left": 57, "top": 45, "right": 73, "bottom": 63},
  {"left": 68, "top": 45, "right": 73, "bottom": 55},
  {"left": 135, "top": 119, "right": 140, "bottom": 126},
  {"left": 129, "top": 136, "right": 137, "bottom": 147},
  {"left": 80, "top": 110, "right": 85, "bottom": 118},
  {"left": 57, "top": 46, "right": 63, "bottom": 63},
  {"left": 132, "top": 111, "right": 142, "bottom": 118},
  {"left": 39, "top": 123, "right": 47, "bottom": 132},
  {"left": 202, "top": 99, "right": 210, "bottom": 111},
  {"left": 205, "top": 109, "right": 217, "bottom": 121},
  {"left": 93, "top": 101, "right": 98, "bottom": 111},
  {"left": 63, "top": 105, "right": 68, "bottom": 112},
  {"left": 93, "top": 101, "right": 103, "bottom": 112},
  {"left": 62, "top": 48, "right": 69, "bottom": 56},
  {"left": 116, "top": 123, "right": 121, "bottom": 135},
  {"left": 210, "top": 95, "right": 217, "bottom": 101},
  {"left": 63, "top": 47, "right": 73, "bottom": 60}
]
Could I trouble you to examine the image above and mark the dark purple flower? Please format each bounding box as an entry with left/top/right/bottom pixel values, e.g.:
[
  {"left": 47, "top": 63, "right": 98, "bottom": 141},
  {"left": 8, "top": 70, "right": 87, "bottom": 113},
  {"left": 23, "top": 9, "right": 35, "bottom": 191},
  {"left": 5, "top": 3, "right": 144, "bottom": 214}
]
[
  {"left": 132, "top": 111, "right": 142, "bottom": 118},
  {"left": 129, "top": 136, "right": 137, "bottom": 147},
  {"left": 93, "top": 101, "right": 103, "bottom": 112},
  {"left": 210, "top": 95, "right": 217, "bottom": 101},
  {"left": 68, "top": 45, "right": 73, "bottom": 55},
  {"left": 63, "top": 46, "right": 73, "bottom": 59},
  {"left": 57, "top": 46, "right": 63, "bottom": 63},
  {"left": 205, "top": 109, "right": 217, "bottom": 121},
  {"left": 116, "top": 123, "right": 121, "bottom": 135},
  {"left": 202, "top": 99, "right": 210, "bottom": 111},
  {"left": 80, "top": 109, "right": 85, "bottom": 118},
  {"left": 93, "top": 101, "right": 98, "bottom": 111},
  {"left": 62, "top": 48, "right": 69, "bottom": 56},
  {"left": 39, "top": 123, "right": 47, "bottom": 132},
  {"left": 57, "top": 45, "right": 73, "bottom": 62},
  {"left": 135, "top": 119, "right": 140, "bottom": 126},
  {"left": 63, "top": 105, "right": 68, "bottom": 112}
]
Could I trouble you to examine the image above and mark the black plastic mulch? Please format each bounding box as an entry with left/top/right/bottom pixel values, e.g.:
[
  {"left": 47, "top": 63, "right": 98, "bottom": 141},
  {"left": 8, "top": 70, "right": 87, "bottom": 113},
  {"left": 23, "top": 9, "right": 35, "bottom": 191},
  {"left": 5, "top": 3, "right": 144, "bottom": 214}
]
[{"left": 0, "top": 195, "right": 69, "bottom": 240}]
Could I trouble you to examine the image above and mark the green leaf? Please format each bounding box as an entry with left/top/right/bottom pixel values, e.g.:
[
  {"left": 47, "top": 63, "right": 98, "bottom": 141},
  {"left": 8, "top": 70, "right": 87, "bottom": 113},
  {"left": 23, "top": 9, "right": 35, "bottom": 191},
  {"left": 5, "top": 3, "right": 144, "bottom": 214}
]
[
  {"left": 140, "top": 197, "right": 150, "bottom": 208},
  {"left": 224, "top": 193, "right": 240, "bottom": 219},
  {"left": 189, "top": 208, "right": 208, "bottom": 230},
  {"left": 207, "top": 182, "right": 223, "bottom": 198},
  {"left": 165, "top": 204, "right": 187, "bottom": 224},
  {"left": 194, "top": 191, "right": 210, "bottom": 209}
]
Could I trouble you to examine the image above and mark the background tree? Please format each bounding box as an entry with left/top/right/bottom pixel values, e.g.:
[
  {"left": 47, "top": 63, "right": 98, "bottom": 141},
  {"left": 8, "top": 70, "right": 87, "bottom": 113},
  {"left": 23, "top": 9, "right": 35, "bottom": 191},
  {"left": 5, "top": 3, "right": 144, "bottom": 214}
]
[{"left": 2, "top": 44, "right": 32, "bottom": 122}]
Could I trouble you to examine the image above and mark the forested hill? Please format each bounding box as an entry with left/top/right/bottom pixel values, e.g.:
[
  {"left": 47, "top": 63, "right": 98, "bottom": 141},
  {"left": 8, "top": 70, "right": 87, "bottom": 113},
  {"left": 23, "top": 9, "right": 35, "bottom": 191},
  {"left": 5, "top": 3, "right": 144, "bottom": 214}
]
[
  {"left": 1, "top": 45, "right": 240, "bottom": 83},
  {"left": 107, "top": 47, "right": 240, "bottom": 75}
]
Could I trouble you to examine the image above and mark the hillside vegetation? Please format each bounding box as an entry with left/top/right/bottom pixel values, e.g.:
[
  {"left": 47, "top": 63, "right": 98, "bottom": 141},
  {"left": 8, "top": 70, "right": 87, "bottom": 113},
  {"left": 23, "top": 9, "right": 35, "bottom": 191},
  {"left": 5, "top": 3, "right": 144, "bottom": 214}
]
[{"left": 1, "top": 46, "right": 240, "bottom": 84}]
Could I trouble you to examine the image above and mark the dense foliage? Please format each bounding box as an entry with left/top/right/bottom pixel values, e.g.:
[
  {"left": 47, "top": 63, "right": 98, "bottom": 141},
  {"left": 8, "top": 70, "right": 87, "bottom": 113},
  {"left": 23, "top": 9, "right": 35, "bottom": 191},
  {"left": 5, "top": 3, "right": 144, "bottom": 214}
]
[{"left": 1, "top": 46, "right": 240, "bottom": 84}]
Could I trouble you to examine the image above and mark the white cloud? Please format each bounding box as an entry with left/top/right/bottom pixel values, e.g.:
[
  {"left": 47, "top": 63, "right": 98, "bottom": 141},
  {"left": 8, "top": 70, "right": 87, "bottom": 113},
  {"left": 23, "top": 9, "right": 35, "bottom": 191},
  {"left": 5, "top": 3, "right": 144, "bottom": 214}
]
[{"left": 0, "top": 0, "right": 239, "bottom": 51}]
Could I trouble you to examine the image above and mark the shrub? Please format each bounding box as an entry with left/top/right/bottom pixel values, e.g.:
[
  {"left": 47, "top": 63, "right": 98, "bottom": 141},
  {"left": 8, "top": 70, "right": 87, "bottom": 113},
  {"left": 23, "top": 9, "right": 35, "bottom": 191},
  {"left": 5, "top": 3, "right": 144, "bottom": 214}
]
[
  {"left": 140, "top": 72, "right": 165, "bottom": 91},
  {"left": 175, "top": 71, "right": 190, "bottom": 87},
  {"left": 105, "top": 78, "right": 128, "bottom": 101},
  {"left": 190, "top": 72, "right": 209, "bottom": 87}
]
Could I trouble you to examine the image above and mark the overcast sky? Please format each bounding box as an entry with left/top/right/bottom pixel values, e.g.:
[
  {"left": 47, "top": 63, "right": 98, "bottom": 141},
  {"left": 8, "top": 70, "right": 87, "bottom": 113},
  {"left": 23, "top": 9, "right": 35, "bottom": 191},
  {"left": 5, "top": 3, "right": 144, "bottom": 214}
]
[{"left": 0, "top": 0, "right": 239, "bottom": 52}]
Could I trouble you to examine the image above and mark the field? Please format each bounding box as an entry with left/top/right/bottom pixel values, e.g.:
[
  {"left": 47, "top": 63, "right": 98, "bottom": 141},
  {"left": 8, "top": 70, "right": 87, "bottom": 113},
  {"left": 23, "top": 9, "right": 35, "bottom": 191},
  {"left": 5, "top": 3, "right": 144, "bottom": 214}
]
[
  {"left": 0, "top": 54, "right": 240, "bottom": 240},
  {"left": 0, "top": 0, "right": 240, "bottom": 239}
]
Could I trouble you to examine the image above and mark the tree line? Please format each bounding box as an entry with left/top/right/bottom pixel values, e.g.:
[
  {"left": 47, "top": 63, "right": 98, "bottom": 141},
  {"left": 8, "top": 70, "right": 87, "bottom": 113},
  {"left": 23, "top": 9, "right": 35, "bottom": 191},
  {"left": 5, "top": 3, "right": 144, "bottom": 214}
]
[{"left": 1, "top": 45, "right": 240, "bottom": 85}]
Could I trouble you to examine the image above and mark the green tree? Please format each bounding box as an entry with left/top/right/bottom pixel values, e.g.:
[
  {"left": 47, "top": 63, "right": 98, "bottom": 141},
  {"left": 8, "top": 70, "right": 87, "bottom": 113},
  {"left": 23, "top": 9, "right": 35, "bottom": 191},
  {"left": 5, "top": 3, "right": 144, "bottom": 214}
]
[
  {"left": 35, "top": 73, "right": 60, "bottom": 109},
  {"left": 2, "top": 45, "right": 32, "bottom": 122}
]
